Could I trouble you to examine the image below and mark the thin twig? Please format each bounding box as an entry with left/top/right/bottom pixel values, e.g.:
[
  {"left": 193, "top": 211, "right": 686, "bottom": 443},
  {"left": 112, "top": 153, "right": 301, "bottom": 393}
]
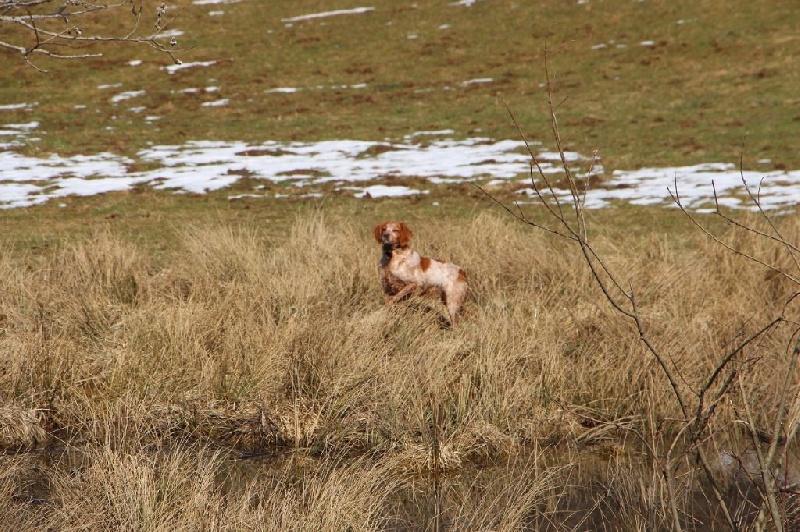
[{"left": 670, "top": 180, "right": 800, "bottom": 286}]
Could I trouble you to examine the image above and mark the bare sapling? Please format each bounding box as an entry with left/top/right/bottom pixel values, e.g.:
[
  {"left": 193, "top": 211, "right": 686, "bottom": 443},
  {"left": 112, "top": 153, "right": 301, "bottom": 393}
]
[
  {"left": 481, "top": 42, "right": 800, "bottom": 530},
  {"left": 669, "top": 154, "right": 800, "bottom": 530}
]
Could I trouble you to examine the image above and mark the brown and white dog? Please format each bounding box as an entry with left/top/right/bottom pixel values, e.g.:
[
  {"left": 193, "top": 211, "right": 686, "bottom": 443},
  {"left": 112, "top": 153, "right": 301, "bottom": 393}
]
[{"left": 373, "top": 221, "right": 468, "bottom": 326}]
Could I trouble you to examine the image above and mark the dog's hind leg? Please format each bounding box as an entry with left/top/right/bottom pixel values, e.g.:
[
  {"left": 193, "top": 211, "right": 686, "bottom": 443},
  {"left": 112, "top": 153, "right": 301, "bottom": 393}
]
[{"left": 446, "top": 273, "right": 469, "bottom": 326}]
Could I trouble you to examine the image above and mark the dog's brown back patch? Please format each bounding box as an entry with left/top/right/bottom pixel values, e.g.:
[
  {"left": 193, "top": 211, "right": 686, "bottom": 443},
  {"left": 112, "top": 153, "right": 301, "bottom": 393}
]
[
  {"left": 420, "top": 257, "right": 431, "bottom": 272},
  {"left": 457, "top": 268, "right": 467, "bottom": 282}
]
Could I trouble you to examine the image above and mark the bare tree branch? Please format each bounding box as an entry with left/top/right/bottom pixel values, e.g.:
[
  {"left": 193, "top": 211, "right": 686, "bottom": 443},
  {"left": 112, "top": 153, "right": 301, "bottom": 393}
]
[
  {"left": 1, "top": 0, "right": 186, "bottom": 71},
  {"left": 669, "top": 180, "right": 800, "bottom": 287}
]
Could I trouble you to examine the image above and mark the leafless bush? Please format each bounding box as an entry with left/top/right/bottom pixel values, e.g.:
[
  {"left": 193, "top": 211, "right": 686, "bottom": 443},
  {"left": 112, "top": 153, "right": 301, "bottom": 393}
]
[{"left": 482, "top": 44, "right": 800, "bottom": 530}]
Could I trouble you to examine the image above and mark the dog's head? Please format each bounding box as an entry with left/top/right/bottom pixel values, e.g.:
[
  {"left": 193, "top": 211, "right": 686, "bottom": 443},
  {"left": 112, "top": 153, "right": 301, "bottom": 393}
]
[{"left": 373, "top": 221, "right": 413, "bottom": 248}]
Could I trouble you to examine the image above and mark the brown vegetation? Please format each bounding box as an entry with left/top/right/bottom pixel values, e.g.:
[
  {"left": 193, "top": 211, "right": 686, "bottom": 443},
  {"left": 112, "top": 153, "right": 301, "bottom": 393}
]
[{"left": 0, "top": 206, "right": 798, "bottom": 528}]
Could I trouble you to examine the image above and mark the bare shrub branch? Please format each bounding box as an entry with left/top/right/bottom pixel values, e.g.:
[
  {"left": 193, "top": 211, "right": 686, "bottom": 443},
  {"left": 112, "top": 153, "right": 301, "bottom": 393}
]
[
  {"left": 1, "top": 0, "right": 185, "bottom": 71},
  {"left": 482, "top": 42, "right": 800, "bottom": 530}
]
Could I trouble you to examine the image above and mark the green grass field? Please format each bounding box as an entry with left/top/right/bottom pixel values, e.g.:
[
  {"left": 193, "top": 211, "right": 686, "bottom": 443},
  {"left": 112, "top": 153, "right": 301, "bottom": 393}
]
[
  {"left": 2, "top": 1, "right": 800, "bottom": 529},
  {"left": 2, "top": 0, "right": 799, "bottom": 170}
]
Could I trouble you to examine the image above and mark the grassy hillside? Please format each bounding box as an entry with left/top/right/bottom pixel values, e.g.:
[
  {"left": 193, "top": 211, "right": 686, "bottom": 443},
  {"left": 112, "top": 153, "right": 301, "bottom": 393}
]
[{"left": 1, "top": 0, "right": 798, "bottom": 172}]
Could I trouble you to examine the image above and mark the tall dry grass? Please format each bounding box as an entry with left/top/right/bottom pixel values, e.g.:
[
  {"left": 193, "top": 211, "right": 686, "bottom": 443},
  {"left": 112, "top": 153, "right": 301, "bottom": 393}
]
[{"left": 1, "top": 210, "right": 799, "bottom": 528}]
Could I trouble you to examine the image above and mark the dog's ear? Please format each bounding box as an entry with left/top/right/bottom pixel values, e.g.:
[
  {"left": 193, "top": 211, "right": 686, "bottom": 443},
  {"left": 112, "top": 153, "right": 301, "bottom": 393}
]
[
  {"left": 373, "top": 222, "right": 386, "bottom": 243},
  {"left": 398, "top": 223, "right": 413, "bottom": 245}
]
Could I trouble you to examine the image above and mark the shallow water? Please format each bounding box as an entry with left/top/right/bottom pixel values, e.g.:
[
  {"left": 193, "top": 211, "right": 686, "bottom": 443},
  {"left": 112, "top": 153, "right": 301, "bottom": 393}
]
[{"left": 7, "top": 440, "right": 797, "bottom": 529}]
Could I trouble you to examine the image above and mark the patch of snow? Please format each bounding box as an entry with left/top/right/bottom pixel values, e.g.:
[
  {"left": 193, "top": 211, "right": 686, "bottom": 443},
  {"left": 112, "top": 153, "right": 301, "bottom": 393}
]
[
  {"left": 2, "top": 121, "right": 39, "bottom": 130},
  {"left": 275, "top": 192, "right": 324, "bottom": 199},
  {"left": 538, "top": 151, "right": 584, "bottom": 163},
  {"left": 282, "top": 7, "right": 375, "bottom": 23},
  {"left": 157, "top": 29, "right": 184, "bottom": 38},
  {"left": 265, "top": 84, "right": 367, "bottom": 94},
  {"left": 518, "top": 162, "right": 800, "bottom": 211},
  {"left": 1, "top": 136, "right": 799, "bottom": 211},
  {"left": 111, "top": 90, "right": 146, "bottom": 103},
  {"left": 0, "top": 103, "right": 37, "bottom": 111},
  {"left": 405, "top": 130, "right": 456, "bottom": 138},
  {"left": 461, "top": 78, "right": 493, "bottom": 86},
  {"left": 228, "top": 193, "right": 267, "bottom": 201},
  {"left": 345, "top": 185, "right": 427, "bottom": 198},
  {"left": 202, "top": 99, "right": 229, "bottom": 107},
  {"left": 451, "top": 0, "right": 483, "bottom": 6},
  {"left": 163, "top": 60, "right": 217, "bottom": 74}
]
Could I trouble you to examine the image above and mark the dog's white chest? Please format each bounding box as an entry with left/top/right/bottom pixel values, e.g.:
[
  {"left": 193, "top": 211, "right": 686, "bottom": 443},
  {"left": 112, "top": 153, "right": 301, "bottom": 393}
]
[{"left": 390, "top": 250, "right": 421, "bottom": 281}]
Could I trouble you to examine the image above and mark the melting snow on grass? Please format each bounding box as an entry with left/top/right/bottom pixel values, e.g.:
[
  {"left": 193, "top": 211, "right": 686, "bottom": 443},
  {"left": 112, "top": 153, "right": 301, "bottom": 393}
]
[
  {"left": 451, "top": 0, "right": 486, "bottom": 6},
  {"left": 282, "top": 7, "right": 375, "bottom": 23},
  {"left": 162, "top": 60, "right": 217, "bottom": 75},
  {"left": 111, "top": 90, "right": 146, "bottom": 104},
  {"left": 265, "top": 83, "right": 367, "bottom": 94},
  {"left": 0, "top": 121, "right": 39, "bottom": 149},
  {"left": 0, "top": 103, "right": 37, "bottom": 111},
  {"left": 517, "top": 163, "right": 800, "bottom": 211},
  {"left": 201, "top": 99, "right": 229, "bottom": 107},
  {"left": 1, "top": 127, "right": 799, "bottom": 210}
]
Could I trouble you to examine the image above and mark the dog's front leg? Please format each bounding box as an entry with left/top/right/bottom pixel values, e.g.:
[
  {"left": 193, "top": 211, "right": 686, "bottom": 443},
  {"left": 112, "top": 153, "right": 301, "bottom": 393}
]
[{"left": 390, "top": 282, "right": 418, "bottom": 303}]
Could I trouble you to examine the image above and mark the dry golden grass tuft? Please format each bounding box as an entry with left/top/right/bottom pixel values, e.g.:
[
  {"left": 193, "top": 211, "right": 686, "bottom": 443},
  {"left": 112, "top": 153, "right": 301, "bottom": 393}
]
[
  {"left": 0, "top": 405, "right": 47, "bottom": 450},
  {"left": 1, "top": 210, "right": 799, "bottom": 528}
]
